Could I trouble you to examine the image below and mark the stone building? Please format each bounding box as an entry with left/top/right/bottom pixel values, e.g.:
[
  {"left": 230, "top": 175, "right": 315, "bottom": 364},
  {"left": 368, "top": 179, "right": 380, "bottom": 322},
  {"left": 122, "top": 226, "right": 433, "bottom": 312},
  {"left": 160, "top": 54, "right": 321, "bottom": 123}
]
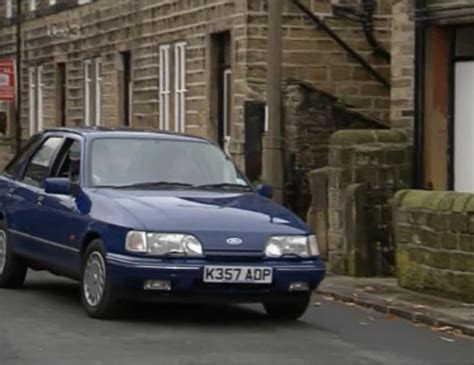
[{"left": 0, "top": 0, "right": 392, "bottom": 193}]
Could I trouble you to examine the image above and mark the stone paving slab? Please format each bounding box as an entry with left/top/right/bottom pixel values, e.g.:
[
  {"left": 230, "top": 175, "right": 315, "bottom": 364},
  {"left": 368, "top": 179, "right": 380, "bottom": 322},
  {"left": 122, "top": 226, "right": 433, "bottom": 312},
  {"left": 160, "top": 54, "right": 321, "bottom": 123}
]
[{"left": 317, "top": 274, "right": 474, "bottom": 337}]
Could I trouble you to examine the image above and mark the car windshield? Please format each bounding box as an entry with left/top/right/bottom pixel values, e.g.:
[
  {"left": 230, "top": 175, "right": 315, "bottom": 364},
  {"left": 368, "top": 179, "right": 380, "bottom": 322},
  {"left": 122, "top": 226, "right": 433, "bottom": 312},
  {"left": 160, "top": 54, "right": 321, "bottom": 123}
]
[{"left": 89, "top": 137, "right": 250, "bottom": 189}]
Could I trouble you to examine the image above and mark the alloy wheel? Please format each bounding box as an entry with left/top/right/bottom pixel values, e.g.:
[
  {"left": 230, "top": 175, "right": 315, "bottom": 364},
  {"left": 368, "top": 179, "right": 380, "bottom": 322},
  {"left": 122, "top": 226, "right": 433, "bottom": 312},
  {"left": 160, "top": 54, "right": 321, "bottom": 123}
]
[
  {"left": 83, "top": 251, "right": 106, "bottom": 307},
  {"left": 0, "top": 230, "right": 7, "bottom": 275}
]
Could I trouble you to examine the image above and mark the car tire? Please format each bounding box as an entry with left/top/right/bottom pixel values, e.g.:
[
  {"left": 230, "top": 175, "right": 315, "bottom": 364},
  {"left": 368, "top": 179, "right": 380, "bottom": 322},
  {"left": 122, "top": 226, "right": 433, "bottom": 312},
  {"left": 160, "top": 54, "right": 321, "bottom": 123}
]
[
  {"left": 0, "top": 221, "right": 27, "bottom": 289},
  {"left": 263, "top": 294, "right": 311, "bottom": 320},
  {"left": 81, "top": 240, "right": 119, "bottom": 319}
]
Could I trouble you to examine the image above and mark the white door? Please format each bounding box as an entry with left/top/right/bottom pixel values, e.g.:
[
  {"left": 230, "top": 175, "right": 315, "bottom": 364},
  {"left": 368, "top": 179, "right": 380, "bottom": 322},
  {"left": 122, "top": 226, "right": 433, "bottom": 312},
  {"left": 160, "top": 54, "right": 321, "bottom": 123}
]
[{"left": 454, "top": 61, "right": 474, "bottom": 192}]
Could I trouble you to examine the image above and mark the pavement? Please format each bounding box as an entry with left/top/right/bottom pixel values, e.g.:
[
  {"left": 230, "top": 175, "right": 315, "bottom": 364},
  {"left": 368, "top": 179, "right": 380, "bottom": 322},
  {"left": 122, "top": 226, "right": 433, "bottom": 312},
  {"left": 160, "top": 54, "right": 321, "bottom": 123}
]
[
  {"left": 318, "top": 274, "right": 474, "bottom": 337},
  {"left": 0, "top": 271, "right": 473, "bottom": 365}
]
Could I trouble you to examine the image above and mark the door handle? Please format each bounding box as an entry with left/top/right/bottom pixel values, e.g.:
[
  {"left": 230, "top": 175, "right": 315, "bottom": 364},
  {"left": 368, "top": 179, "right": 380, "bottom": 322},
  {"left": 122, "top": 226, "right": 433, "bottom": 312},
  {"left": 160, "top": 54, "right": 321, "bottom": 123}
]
[
  {"left": 37, "top": 195, "right": 45, "bottom": 205},
  {"left": 7, "top": 188, "right": 15, "bottom": 196}
]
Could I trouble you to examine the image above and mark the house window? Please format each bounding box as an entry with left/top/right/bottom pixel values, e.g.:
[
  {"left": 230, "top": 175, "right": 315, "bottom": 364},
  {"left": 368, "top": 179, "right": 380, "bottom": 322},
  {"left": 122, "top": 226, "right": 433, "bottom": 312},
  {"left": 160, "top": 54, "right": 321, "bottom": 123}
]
[
  {"left": 6, "top": 0, "right": 12, "bottom": 18},
  {"left": 159, "top": 45, "right": 170, "bottom": 131},
  {"left": 29, "top": 0, "right": 36, "bottom": 11},
  {"left": 174, "top": 42, "right": 187, "bottom": 133},
  {"left": 29, "top": 66, "right": 44, "bottom": 135},
  {"left": 84, "top": 58, "right": 102, "bottom": 126},
  {"left": 49, "top": 0, "right": 57, "bottom": 5},
  {"left": 78, "top": 0, "right": 91, "bottom": 4}
]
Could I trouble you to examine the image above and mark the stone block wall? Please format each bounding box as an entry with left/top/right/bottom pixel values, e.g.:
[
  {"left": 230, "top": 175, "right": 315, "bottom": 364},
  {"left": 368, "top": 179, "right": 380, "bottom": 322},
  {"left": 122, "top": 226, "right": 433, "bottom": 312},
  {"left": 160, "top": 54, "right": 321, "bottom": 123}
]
[
  {"left": 326, "top": 129, "right": 412, "bottom": 274},
  {"left": 393, "top": 190, "right": 474, "bottom": 303},
  {"left": 246, "top": 0, "right": 393, "bottom": 124},
  {"left": 390, "top": 0, "right": 415, "bottom": 134},
  {"left": 282, "top": 81, "right": 385, "bottom": 218}
]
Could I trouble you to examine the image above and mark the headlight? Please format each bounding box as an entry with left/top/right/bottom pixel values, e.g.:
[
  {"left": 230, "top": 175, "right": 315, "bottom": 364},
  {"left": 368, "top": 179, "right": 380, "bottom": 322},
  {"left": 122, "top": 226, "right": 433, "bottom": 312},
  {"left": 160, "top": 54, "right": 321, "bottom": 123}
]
[
  {"left": 264, "top": 235, "right": 319, "bottom": 258},
  {"left": 125, "top": 231, "right": 203, "bottom": 257}
]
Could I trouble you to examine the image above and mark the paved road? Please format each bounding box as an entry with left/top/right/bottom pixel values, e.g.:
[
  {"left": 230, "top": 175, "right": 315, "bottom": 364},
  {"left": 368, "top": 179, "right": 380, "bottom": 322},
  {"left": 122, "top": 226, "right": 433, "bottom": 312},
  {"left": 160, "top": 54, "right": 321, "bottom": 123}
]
[{"left": 0, "top": 272, "right": 473, "bottom": 365}]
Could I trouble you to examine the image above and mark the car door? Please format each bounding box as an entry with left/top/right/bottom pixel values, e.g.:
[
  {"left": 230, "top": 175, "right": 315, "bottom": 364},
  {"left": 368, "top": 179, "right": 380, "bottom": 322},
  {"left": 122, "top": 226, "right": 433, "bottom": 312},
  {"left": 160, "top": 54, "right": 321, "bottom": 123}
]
[
  {"left": 0, "top": 134, "right": 43, "bottom": 225},
  {"left": 33, "top": 137, "right": 89, "bottom": 276},
  {"left": 8, "top": 136, "right": 64, "bottom": 263}
]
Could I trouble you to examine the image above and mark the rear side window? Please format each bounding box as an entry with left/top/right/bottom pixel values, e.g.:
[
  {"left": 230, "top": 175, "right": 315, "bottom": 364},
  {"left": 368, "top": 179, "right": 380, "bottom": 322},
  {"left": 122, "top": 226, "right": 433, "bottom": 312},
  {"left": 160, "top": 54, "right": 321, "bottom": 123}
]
[
  {"left": 4, "top": 134, "right": 42, "bottom": 178},
  {"left": 22, "top": 137, "right": 63, "bottom": 187}
]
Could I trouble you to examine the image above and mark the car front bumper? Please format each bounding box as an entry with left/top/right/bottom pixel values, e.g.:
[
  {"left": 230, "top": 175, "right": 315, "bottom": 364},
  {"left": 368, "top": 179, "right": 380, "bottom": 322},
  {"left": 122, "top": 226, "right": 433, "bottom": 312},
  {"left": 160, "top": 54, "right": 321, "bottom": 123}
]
[{"left": 106, "top": 253, "right": 326, "bottom": 303}]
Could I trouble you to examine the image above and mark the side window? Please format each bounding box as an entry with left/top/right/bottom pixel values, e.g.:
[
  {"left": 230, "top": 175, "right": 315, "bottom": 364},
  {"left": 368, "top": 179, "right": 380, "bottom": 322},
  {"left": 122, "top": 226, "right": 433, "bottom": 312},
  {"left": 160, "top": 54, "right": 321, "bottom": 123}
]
[
  {"left": 22, "top": 137, "right": 63, "bottom": 187},
  {"left": 52, "top": 139, "right": 82, "bottom": 183},
  {"left": 4, "top": 134, "right": 43, "bottom": 178}
]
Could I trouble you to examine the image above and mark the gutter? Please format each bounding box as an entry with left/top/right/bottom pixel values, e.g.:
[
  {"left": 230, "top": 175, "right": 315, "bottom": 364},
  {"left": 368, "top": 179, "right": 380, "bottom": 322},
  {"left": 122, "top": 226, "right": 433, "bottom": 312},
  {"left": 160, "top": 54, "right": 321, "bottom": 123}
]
[{"left": 414, "top": 0, "right": 426, "bottom": 188}]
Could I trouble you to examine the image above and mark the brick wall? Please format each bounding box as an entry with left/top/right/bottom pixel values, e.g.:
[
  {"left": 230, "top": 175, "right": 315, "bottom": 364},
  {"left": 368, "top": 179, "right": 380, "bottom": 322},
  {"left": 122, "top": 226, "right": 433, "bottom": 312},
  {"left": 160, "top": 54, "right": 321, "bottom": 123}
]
[
  {"left": 326, "top": 129, "right": 412, "bottom": 274},
  {"left": 393, "top": 190, "right": 474, "bottom": 303}
]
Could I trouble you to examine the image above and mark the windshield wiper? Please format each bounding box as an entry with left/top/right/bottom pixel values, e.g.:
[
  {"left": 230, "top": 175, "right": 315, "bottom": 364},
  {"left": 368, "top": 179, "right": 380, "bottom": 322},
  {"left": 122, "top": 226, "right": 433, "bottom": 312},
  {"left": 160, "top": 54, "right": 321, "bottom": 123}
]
[
  {"left": 103, "top": 181, "right": 194, "bottom": 189},
  {"left": 182, "top": 183, "right": 252, "bottom": 192}
]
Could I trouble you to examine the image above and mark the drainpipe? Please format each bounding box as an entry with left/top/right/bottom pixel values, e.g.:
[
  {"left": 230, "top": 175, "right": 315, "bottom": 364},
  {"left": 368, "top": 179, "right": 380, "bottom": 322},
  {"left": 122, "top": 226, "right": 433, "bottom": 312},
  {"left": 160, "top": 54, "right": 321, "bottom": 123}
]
[
  {"left": 360, "top": 0, "right": 391, "bottom": 63},
  {"left": 262, "top": 0, "right": 284, "bottom": 203},
  {"left": 15, "top": 0, "right": 22, "bottom": 154},
  {"left": 414, "top": 0, "right": 426, "bottom": 188}
]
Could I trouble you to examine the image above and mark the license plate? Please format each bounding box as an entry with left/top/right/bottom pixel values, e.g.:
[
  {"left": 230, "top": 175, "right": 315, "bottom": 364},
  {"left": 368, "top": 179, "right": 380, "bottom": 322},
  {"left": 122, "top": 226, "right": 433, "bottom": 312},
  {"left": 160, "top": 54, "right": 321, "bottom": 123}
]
[{"left": 203, "top": 266, "right": 273, "bottom": 284}]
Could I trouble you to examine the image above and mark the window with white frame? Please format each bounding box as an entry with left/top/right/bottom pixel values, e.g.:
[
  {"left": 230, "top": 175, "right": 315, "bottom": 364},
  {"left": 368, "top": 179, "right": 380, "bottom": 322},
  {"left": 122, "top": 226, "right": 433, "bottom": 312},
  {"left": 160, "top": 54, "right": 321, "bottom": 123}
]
[
  {"left": 6, "top": 0, "right": 13, "bottom": 18},
  {"left": 159, "top": 45, "right": 170, "bottom": 131},
  {"left": 78, "top": 0, "right": 91, "bottom": 4},
  {"left": 174, "top": 42, "right": 186, "bottom": 133},
  {"left": 29, "top": 0, "right": 36, "bottom": 11},
  {"left": 49, "top": 0, "right": 57, "bottom": 5},
  {"left": 29, "top": 66, "right": 44, "bottom": 135},
  {"left": 84, "top": 58, "right": 102, "bottom": 126}
]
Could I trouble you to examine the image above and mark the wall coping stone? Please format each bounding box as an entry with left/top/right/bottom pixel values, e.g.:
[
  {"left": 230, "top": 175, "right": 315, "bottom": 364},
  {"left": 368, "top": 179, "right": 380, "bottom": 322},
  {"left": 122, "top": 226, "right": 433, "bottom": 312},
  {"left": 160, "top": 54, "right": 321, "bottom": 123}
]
[
  {"left": 330, "top": 129, "right": 409, "bottom": 146},
  {"left": 394, "top": 190, "right": 474, "bottom": 213}
]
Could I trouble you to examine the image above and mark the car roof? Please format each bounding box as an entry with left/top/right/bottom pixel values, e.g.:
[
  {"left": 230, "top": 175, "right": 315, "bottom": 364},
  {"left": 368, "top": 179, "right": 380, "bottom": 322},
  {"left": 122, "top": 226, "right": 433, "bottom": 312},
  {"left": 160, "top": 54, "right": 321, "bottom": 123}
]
[{"left": 43, "top": 127, "right": 211, "bottom": 143}]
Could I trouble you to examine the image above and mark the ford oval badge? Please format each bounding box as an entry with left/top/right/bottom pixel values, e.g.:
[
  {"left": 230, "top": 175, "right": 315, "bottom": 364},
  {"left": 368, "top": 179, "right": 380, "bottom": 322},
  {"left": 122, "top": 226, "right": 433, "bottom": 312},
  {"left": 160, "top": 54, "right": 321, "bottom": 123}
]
[{"left": 226, "top": 237, "right": 243, "bottom": 245}]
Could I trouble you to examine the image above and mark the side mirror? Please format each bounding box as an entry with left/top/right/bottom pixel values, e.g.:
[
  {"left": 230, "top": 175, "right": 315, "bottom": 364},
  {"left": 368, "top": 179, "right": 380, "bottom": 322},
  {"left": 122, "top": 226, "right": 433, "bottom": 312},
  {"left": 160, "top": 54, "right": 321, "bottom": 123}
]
[
  {"left": 44, "top": 178, "right": 72, "bottom": 195},
  {"left": 256, "top": 184, "right": 273, "bottom": 199}
]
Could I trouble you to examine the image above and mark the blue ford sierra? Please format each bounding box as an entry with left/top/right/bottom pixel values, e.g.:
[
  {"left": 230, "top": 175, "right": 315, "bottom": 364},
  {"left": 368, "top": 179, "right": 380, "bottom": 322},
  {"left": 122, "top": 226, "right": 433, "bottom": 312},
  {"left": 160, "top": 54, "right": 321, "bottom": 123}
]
[{"left": 0, "top": 128, "right": 325, "bottom": 319}]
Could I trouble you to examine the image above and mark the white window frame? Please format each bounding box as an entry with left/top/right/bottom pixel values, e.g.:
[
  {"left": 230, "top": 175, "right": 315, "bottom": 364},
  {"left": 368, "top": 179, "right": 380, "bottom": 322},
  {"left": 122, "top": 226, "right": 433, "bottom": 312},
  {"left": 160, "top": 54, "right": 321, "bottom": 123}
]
[
  {"left": 78, "top": 0, "right": 91, "bottom": 4},
  {"left": 94, "top": 57, "right": 102, "bottom": 126},
  {"left": 84, "top": 60, "right": 92, "bottom": 126},
  {"left": 6, "top": 0, "right": 12, "bottom": 18},
  {"left": 37, "top": 66, "right": 43, "bottom": 131},
  {"left": 49, "top": 0, "right": 57, "bottom": 5},
  {"left": 159, "top": 45, "right": 170, "bottom": 131},
  {"left": 28, "top": 66, "right": 43, "bottom": 135},
  {"left": 174, "top": 42, "right": 187, "bottom": 133},
  {"left": 28, "top": 67, "right": 36, "bottom": 135},
  {"left": 29, "top": 0, "right": 36, "bottom": 12}
]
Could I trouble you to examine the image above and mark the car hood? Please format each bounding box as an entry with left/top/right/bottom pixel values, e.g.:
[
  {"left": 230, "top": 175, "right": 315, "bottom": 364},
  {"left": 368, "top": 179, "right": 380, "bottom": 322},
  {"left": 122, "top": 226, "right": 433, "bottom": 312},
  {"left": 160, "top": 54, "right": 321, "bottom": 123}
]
[{"left": 92, "top": 189, "right": 310, "bottom": 252}]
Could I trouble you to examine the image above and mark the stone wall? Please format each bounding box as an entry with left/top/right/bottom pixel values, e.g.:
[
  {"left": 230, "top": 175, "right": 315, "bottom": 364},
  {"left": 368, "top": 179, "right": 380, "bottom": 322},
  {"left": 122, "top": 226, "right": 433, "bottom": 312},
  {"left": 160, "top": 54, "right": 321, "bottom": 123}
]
[
  {"left": 390, "top": 0, "right": 415, "bottom": 134},
  {"left": 393, "top": 190, "right": 474, "bottom": 303},
  {"left": 246, "top": 0, "right": 393, "bottom": 124},
  {"left": 326, "top": 129, "right": 412, "bottom": 275},
  {"left": 0, "top": 0, "right": 394, "bottom": 172},
  {"left": 282, "top": 81, "right": 385, "bottom": 218}
]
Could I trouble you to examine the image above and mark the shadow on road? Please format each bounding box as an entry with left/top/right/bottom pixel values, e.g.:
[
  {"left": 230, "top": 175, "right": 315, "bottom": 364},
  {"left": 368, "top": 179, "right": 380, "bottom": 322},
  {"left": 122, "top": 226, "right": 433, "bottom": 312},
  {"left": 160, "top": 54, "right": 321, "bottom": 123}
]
[{"left": 21, "top": 274, "right": 316, "bottom": 330}]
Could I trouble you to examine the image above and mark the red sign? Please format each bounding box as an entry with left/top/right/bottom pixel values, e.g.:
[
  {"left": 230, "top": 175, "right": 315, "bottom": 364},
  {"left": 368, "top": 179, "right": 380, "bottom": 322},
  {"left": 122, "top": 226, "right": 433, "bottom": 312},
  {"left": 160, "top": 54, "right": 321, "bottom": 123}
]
[{"left": 0, "top": 59, "right": 15, "bottom": 101}]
